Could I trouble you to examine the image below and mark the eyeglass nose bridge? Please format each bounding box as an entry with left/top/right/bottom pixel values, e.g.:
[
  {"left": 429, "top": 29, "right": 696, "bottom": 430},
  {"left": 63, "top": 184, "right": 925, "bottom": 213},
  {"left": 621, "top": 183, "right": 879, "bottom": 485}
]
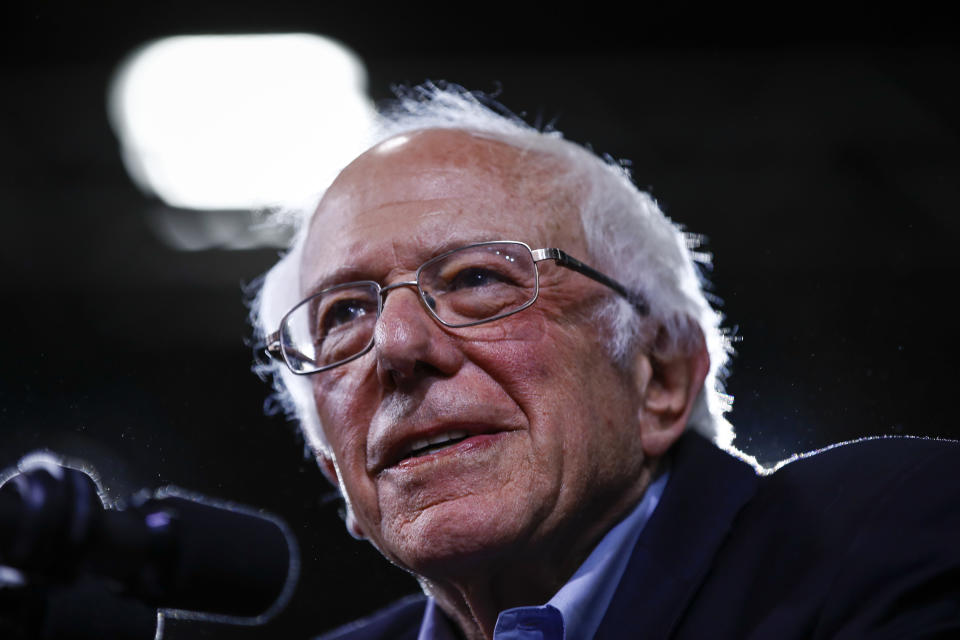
[{"left": 378, "top": 280, "right": 438, "bottom": 313}]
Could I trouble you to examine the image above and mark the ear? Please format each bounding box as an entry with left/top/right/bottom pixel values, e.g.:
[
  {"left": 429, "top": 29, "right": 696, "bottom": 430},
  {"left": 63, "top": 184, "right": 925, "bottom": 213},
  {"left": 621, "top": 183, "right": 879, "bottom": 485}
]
[
  {"left": 317, "top": 454, "right": 367, "bottom": 541},
  {"left": 637, "top": 327, "right": 710, "bottom": 459}
]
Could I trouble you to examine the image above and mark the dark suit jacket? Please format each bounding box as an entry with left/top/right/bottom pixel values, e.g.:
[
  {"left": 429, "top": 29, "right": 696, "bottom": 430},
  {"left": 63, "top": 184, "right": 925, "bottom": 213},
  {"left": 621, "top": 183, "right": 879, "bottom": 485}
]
[{"left": 318, "top": 432, "right": 960, "bottom": 639}]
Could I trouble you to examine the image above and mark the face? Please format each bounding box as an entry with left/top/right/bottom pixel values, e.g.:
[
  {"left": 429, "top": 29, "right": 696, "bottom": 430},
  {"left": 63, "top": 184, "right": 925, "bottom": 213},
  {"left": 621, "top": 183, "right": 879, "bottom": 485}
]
[{"left": 300, "top": 129, "right": 651, "bottom": 580}]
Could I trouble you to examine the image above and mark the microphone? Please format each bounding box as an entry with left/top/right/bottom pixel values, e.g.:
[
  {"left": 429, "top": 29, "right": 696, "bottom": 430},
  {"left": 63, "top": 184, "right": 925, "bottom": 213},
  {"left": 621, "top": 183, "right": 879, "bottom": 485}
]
[{"left": 0, "top": 454, "right": 299, "bottom": 629}]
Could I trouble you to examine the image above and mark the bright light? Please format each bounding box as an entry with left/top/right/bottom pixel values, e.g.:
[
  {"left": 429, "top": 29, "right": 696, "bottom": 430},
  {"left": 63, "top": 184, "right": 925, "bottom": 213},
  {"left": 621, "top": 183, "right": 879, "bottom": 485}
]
[{"left": 108, "top": 34, "right": 376, "bottom": 211}]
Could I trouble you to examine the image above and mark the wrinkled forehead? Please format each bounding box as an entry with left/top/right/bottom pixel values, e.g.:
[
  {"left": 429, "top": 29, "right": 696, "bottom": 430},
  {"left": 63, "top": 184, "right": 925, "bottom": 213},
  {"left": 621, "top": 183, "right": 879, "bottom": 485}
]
[{"left": 300, "top": 129, "right": 587, "bottom": 288}]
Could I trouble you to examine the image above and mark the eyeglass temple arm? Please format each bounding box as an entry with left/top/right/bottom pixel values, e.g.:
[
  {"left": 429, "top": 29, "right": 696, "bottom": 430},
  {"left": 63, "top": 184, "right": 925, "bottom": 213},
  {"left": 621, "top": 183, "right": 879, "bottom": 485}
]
[
  {"left": 264, "top": 331, "right": 318, "bottom": 366},
  {"left": 532, "top": 248, "right": 649, "bottom": 315},
  {"left": 265, "top": 332, "right": 282, "bottom": 359}
]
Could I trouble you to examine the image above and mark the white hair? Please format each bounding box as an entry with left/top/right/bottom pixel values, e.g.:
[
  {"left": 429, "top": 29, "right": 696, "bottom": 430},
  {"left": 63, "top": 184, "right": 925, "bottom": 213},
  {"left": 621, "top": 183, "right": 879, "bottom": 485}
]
[{"left": 249, "top": 82, "right": 737, "bottom": 459}]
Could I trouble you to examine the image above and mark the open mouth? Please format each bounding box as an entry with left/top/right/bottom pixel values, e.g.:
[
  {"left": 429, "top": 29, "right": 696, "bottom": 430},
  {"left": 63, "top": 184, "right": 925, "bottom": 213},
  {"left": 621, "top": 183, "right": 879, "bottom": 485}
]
[
  {"left": 373, "top": 423, "right": 512, "bottom": 474},
  {"left": 399, "top": 430, "right": 470, "bottom": 461}
]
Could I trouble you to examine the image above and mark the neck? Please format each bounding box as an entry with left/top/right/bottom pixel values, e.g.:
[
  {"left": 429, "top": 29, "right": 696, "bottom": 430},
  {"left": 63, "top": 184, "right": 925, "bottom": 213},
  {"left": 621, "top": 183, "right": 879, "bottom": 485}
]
[{"left": 420, "top": 464, "right": 657, "bottom": 640}]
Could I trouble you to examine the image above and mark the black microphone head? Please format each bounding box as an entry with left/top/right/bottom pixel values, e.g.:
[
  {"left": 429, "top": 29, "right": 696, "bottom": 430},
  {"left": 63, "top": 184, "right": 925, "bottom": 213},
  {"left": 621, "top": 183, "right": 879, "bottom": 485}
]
[
  {"left": 1, "top": 453, "right": 300, "bottom": 629},
  {"left": 137, "top": 486, "right": 300, "bottom": 625}
]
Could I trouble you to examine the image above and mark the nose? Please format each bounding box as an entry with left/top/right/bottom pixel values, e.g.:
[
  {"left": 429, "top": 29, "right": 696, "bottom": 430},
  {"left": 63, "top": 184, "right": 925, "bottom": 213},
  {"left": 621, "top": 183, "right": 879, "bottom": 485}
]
[{"left": 373, "top": 283, "right": 462, "bottom": 388}]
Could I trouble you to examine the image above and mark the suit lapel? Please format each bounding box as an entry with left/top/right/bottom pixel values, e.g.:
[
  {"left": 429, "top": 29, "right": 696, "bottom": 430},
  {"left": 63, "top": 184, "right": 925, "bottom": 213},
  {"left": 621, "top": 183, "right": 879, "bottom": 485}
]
[{"left": 594, "top": 433, "right": 759, "bottom": 640}]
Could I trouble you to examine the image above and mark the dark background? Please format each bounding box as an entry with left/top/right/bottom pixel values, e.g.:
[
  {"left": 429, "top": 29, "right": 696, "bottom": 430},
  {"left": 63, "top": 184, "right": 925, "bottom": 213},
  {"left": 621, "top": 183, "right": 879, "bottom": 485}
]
[{"left": 1, "top": 3, "right": 958, "bottom": 638}]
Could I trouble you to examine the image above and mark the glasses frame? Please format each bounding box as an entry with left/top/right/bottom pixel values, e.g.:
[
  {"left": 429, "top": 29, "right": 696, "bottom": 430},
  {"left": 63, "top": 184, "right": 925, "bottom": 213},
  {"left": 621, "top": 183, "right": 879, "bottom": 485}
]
[{"left": 265, "top": 240, "right": 648, "bottom": 375}]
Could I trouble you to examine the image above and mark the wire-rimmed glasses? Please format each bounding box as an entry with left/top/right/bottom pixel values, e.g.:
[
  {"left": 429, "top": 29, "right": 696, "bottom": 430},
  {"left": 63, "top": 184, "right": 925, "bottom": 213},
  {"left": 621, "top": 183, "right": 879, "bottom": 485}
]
[{"left": 265, "top": 240, "right": 647, "bottom": 375}]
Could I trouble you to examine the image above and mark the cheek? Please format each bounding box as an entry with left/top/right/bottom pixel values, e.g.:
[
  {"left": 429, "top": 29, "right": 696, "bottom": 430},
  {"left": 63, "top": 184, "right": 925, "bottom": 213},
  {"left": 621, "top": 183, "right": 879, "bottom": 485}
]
[
  {"left": 313, "top": 375, "right": 388, "bottom": 535},
  {"left": 475, "top": 314, "right": 637, "bottom": 454},
  {"left": 312, "top": 372, "right": 377, "bottom": 470},
  {"left": 465, "top": 315, "right": 588, "bottom": 405},
  {"left": 458, "top": 313, "right": 551, "bottom": 371}
]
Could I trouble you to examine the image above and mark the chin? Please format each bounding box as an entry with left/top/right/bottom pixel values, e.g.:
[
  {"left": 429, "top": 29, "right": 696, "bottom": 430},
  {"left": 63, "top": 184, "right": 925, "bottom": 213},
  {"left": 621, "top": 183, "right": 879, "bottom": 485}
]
[{"left": 378, "top": 495, "right": 534, "bottom": 579}]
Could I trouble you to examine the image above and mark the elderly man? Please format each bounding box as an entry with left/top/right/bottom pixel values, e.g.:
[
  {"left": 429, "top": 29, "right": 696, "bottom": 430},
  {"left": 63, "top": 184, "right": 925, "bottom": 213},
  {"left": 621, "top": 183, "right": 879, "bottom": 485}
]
[{"left": 255, "top": 85, "right": 959, "bottom": 639}]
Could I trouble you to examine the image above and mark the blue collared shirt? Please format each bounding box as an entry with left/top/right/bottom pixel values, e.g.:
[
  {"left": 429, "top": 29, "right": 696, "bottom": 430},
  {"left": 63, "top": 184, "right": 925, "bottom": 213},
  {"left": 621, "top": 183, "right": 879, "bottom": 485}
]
[{"left": 417, "top": 469, "right": 670, "bottom": 640}]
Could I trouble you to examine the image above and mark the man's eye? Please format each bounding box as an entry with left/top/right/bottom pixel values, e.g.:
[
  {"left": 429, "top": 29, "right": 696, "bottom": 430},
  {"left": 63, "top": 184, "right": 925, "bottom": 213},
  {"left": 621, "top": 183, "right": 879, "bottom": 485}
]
[
  {"left": 447, "top": 267, "right": 509, "bottom": 290},
  {"left": 322, "top": 299, "right": 374, "bottom": 331}
]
